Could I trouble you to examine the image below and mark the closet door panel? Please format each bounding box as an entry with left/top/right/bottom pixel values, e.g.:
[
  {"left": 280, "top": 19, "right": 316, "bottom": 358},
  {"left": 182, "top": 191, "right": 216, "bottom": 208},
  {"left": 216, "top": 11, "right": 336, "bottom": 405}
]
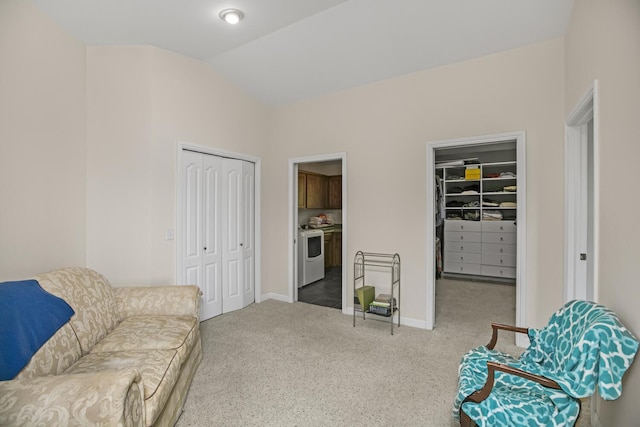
[
  {"left": 183, "top": 156, "right": 202, "bottom": 262},
  {"left": 222, "top": 159, "right": 244, "bottom": 313},
  {"left": 181, "top": 151, "right": 255, "bottom": 319},
  {"left": 242, "top": 162, "right": 255, "bottom": 306},
  {"left": 201, "top": 155, "right": 223, "bottom": 319},
  {"left": 181, "top": 152, "right": 224, "bottom": 320}
]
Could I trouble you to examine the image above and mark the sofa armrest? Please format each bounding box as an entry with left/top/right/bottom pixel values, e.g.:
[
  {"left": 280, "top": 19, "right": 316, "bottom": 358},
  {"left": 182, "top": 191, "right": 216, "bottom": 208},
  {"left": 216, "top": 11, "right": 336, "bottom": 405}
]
[
  {"left": 0, "top": 369, "right": 145, "bottom": 426},
  {"left": 115, "top": 285, "right": 202, "bottom": 319}
]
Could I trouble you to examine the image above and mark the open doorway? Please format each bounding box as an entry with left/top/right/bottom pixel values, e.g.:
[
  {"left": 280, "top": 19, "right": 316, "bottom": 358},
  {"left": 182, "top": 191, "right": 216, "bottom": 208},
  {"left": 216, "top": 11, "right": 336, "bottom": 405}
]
[
  {"left": 288, "top": 153, "right": 347, "bottom": 312},
  {"left": 426, "top": 132, "right": 528, "bottom": 347}
]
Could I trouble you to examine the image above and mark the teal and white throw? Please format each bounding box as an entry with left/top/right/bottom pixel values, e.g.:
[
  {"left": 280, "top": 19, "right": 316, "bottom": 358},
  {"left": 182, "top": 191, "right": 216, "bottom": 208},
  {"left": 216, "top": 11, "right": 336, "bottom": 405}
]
[{"left": 453, "top": 300, "right": 639, "bottom": 426}]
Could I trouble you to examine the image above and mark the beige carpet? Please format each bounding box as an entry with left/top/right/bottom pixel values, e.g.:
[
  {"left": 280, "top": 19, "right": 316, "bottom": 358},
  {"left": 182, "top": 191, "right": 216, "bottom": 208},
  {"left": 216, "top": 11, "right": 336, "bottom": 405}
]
[{"left": 176, "top": 279, "right": 586, "bottom": 426}]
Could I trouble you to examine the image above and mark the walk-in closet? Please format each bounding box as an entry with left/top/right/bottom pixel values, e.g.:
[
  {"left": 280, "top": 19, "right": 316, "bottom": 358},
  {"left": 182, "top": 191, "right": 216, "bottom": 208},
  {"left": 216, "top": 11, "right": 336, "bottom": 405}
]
[{"left": 434, "top": 139, "right": 519, "bottom": 323}]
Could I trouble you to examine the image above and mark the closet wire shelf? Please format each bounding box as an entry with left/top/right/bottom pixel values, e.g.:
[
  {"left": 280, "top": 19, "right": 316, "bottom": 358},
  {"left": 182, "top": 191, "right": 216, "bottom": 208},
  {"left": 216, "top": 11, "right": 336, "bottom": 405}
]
[{"left": 353, "top": 251, "right": 401, "bottom": 335}]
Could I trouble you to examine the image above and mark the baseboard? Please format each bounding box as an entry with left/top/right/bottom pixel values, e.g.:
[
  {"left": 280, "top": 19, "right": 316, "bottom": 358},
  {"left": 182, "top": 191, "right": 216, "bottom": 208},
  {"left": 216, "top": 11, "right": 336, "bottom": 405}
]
[
  {"left": 261, "top": 292, "right": 292, "bottom": 303},
  {"left": 344, "top": 306, "right": 426, "bottom": 329},
  {"left": 258, "top": 297, "right": 426, "bottom": 329}
]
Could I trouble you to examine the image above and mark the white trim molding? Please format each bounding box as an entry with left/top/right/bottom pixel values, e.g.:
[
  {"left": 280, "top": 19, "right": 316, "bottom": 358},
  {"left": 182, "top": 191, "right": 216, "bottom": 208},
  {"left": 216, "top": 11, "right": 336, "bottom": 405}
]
[
  {"left": 425, "top": 132, "right": 527, "bottom": 347},
  {"left": 288, "top": 152, "right": 347, "bottom": 311},
  {"left": 564, "top": 80, "right": 600, "bottom": 303}
]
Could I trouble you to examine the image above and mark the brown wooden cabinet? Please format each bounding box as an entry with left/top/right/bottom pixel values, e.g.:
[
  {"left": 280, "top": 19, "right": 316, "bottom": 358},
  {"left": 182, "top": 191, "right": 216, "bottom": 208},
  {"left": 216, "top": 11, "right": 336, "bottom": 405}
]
[
  {"left": 323, "top": 231, "right": 342, "bottom": 269},
  {"left": 298, "top": 171, "right": 327, "bottom": 209},
  {"left": 327, "top": 175, "right": 342, "bottom": 209},
  {"left": 333, "top": 232, "right": 342, "bottom": 266},
  {"left": 324, "top": 232, "right": 332, "bottom": 269},
  {"left": 305, "top": 173, "right": 326, "bottom": 208},
  {"left": 297, "top": 172, "right": 306, "bottom": 208}
]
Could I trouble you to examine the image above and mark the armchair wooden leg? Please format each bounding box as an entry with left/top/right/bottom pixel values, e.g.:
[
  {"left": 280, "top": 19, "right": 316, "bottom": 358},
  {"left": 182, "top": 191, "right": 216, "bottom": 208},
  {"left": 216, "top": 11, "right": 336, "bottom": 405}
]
[{"left": 460, "top": 409, "right": 474, "bottom": 427}]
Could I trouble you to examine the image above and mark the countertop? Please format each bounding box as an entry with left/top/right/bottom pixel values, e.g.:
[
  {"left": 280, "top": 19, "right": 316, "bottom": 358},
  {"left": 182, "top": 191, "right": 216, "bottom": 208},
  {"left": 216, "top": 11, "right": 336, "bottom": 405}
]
[
  {"left": 302, "top": 224, "right": 342, "bottom": 234},
  {"left": 321, "top": 224, "right": 342, "bottom": 234}
]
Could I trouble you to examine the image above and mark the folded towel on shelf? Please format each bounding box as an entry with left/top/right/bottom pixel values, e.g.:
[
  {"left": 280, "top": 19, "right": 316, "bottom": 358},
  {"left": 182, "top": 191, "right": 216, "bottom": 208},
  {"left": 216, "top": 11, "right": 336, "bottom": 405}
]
[
  {"left": 482, "top": 210, "right": 503, "bottom": 220},
  {"left": 375, "top": 294, "right": 393, "bottom": 303}
]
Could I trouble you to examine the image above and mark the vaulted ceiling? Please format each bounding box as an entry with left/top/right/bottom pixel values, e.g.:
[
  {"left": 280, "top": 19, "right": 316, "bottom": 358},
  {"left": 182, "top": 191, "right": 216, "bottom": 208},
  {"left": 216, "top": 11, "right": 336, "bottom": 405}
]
[{"left": 31, "top": 0, "right": 574, "bottom": 105}]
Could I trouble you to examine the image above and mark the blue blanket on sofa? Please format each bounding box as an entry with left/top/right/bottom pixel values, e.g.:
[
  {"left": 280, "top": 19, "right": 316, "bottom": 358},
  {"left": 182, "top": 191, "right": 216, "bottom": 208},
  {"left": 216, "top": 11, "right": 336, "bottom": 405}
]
[{"left": 0, "top": 279, "right": 75, "bottom": 380}]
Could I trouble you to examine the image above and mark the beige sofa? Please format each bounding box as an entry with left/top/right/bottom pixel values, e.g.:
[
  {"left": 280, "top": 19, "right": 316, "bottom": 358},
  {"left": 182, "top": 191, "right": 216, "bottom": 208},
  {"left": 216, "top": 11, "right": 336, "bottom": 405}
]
[{"left": 0, "top": 267, "right": 202, "bottom": 426}]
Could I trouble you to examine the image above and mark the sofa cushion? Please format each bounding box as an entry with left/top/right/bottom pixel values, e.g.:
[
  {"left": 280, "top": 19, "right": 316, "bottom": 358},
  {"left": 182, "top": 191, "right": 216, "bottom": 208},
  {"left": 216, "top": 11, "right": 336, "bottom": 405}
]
[
  {"left": 89, "top": 315, "right": 198, "bottom": 365},
  {"left": 65, "top": 350, "right": 180, "bottom": 426},
  {"left": 35, "top": 268, "right": 120, "bottom": 355}
]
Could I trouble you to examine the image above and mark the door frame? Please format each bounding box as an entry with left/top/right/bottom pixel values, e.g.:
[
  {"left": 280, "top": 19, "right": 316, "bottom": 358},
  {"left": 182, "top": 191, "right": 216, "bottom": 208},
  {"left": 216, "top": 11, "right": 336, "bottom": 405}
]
[
  {"left": 564, "top": 80, "right": 599, "bottom": 303},
  {"left": 288, "top": 152, "right": 347, "bottom": 311},
  {"left": 176, "top": 142, "right": 262, "bottom": 303},
  {"left": 425, "top": 132, "right": 528, "bottom": 347}
]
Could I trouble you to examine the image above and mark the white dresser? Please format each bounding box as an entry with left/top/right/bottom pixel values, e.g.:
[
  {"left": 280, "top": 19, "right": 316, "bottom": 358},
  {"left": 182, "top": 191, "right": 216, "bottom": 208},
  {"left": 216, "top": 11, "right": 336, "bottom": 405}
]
[
  {"left": 480, "top": 220, "right": 516, "bottom": 279},
  {"left": 443, "top": 219, "right": 516, "bottom": 280},
  {"left": 443, "top": 220, "right": 482, "bottom": 275}
]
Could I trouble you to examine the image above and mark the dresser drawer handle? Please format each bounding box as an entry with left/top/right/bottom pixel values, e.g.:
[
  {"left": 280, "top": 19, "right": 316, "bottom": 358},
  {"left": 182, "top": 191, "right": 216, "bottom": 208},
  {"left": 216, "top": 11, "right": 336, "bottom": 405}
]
[
  {"left": 500, "top": 248, "right": 503, "bottom": 253},
  {"left": 460, "top": 236, "right": 464, "bottom": 240},
  {"left": 500, "top": 237, "right": 504, "bottom": 241},
  {"left": 460, "top": 246, "right": 464, "bottom": 251}
]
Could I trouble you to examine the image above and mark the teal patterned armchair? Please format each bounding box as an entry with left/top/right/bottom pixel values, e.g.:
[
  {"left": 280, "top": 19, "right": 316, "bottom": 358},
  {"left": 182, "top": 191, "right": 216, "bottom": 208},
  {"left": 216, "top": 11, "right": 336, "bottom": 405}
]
[{"left": 454, "top": 300, "right": 639, "bottom": 426}]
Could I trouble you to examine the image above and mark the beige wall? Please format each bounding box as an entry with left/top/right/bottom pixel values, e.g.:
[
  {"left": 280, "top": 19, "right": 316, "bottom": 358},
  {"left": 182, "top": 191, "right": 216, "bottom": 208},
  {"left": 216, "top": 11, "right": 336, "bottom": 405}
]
[
  {"left": 565, "top": 0, "right": 640, "bottom": 423},
  {"left": 0, "top": 0, "right": 87, "bottom": 281},
  {"left": 267, "top": 38, "right": 566, "bottom": 325},
  {"left": 86, "top": 46, "right": 269, "bottom": 286}
]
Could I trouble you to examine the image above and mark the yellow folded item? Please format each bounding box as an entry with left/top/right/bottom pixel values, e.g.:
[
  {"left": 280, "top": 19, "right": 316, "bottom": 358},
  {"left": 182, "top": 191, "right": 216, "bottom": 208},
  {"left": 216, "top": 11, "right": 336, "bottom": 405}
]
[{"left": 356, "top": 286, "right": 375, "bottom": 312}]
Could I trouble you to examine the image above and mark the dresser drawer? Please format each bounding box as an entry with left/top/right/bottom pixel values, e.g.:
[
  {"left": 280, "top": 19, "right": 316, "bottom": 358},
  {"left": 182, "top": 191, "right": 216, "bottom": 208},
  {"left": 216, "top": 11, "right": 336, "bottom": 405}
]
[
  {"left": 445, "top": 231, "right": 482, "bottom": 243},
  {"left": 482, "top": 253, "right": 516, "bottom": 267},
  {"left": 444, "top": 220, "right": 481, "bottom": 232},
  {"left": 481, "top": 265, "right": 516, "bottom": 279},
  {"left": 481, "top": 232, "right": 516, "bottom": 245},
  {"left": 482, "top": 243, "right": 516, "bottom": 255},
  {"left": 481, "top": 221, "right": 516, "bottom": 233},
  {"left": 445, "top": 251, "right": 481, "bottom": 265},
  {"left": 446, "top": 242, "right": 481, "bottom": 254},
  {"left": 444, "top": 261, "right": 482, "bottom": 275}
]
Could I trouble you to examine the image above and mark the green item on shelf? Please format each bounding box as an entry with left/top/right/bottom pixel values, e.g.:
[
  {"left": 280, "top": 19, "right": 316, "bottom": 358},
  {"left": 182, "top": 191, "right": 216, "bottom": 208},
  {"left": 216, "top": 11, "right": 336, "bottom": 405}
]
[{"left": 356, "top": 285, "right": 375, "bottom": 312}]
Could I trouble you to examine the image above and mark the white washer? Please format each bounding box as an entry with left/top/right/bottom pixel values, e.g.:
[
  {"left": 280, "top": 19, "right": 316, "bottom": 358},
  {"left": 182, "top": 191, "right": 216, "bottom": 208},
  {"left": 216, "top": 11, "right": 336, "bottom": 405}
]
[{"left": 298, "top": 229, "right": 325, "bottom": 287}]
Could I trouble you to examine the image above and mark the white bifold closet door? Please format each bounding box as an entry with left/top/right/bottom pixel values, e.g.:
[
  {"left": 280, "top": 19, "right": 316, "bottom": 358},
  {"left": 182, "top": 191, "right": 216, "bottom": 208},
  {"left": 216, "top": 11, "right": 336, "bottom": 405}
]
[{"left": 181, "top": 150, "right": 255, "bottom": 321}]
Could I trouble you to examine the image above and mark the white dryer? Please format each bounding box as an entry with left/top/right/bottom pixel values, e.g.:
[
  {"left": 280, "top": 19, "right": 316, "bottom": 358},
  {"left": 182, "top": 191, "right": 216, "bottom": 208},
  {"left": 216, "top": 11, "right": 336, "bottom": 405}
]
[{"left": 298, "top": 229, "right": 325, "bottom": 287}]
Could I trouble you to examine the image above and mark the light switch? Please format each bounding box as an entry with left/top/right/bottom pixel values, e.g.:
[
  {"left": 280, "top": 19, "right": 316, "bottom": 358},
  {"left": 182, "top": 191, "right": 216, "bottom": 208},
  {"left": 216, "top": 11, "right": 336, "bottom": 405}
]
[{"left": 166, "top": 228, "right": 175, "bottom": 240}]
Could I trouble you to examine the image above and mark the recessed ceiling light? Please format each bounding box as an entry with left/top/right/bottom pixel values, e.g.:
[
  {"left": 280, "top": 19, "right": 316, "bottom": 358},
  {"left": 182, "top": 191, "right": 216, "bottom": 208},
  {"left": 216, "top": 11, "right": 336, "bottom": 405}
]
[{"left": 219, "top": 9, "right": 244, "bottom": 25}]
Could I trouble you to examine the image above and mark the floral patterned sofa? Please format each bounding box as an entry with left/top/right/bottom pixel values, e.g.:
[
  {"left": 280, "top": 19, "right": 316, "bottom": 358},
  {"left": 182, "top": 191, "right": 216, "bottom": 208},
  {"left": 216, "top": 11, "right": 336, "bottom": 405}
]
[{"left": 0, "top": 267, "right": 203, "bottom": 426}]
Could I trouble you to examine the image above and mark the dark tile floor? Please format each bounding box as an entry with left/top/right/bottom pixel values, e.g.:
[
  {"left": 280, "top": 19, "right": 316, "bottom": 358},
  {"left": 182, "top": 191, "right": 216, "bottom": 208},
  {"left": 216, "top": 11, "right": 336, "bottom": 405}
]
[{"left": 298, "top": 267, "right": 342, "bottom": 309}]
